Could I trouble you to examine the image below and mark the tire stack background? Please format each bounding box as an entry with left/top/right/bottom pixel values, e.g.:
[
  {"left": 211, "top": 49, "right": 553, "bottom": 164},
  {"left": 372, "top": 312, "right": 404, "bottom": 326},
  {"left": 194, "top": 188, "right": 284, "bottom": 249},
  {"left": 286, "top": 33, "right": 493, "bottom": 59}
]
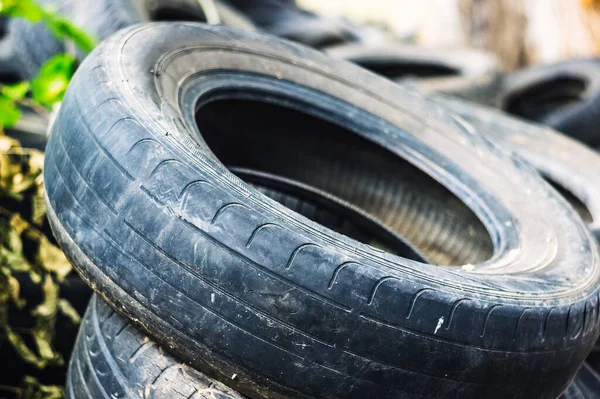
[{"left": 3, "top": 1, "right": 600, "bottom": 398}]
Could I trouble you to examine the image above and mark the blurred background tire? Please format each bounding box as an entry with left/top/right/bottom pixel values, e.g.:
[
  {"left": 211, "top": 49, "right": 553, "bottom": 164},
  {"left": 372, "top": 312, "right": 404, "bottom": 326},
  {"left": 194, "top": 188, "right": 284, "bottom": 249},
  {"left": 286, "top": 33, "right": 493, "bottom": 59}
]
[
  {"left": 328, "top": 44, "right": 501, "bottom": 104},
  {"left": 499, "top": 58, "right": 600, "bottom": 147}
]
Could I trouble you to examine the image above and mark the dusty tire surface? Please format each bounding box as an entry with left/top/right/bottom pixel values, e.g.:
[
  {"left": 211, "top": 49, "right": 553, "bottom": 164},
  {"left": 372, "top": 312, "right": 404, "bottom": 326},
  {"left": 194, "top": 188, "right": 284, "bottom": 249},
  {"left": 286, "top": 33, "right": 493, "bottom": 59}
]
[
  {"left": 499, "top": 58, "right": 600, "bottom": 146},
  {"left": 68, "top": 295, "right": 600, "bottom": 399},
  {"left": 45, "top": 23, "right": 600, "bottom": 399},
  {"left": 66, "top": 295, "right": 243, "bottom": 399}
]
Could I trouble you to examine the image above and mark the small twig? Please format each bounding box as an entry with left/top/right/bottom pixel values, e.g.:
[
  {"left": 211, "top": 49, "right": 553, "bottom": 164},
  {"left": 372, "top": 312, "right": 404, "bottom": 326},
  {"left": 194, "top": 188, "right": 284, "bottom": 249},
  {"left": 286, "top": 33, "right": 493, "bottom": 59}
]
[
  {"left": 17, "top": 98, "right": 51, "bottom": 119},
  {"left": 0, "top": 83, "right": 51, "bottom": 119},
  {"left": 198, "top": 0, "right": 221, "bottom": 24}
]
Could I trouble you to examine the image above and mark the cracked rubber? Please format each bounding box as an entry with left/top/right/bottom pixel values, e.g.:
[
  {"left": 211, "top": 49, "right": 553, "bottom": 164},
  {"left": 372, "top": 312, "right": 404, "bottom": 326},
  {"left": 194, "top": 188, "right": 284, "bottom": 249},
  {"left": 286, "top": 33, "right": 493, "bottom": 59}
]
[
  {"left": 45, "top": 23, "right": 600, "bottom": 399},
  {"left": 67, "top": 295, "right": 600, "bottom": 399}
]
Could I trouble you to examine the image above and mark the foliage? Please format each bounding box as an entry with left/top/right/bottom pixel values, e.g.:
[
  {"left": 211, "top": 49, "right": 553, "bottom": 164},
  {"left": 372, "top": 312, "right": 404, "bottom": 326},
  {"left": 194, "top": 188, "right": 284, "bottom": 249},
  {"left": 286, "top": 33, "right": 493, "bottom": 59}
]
[
  {"left": 0, "top": 0, "right": 96, "bottom": 129},
  {"left": 0, "top": 134, "right": 78, "bottom": 372},
  {"left": 0, "top": 0, "right": 95, "bottom": 52},
  {"left": 0, "top": 1, "right": 96, "bottom": 397},
  {"left": 30, "top": 54, "right": 76, "bottom": 108}
]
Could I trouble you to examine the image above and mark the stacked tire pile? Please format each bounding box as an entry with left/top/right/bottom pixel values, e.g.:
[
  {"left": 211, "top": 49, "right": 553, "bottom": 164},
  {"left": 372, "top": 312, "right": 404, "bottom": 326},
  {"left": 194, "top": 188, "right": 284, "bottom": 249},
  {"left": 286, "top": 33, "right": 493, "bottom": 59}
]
[{"left": 5, "top": 1, "right": 600, "bottom": 398}]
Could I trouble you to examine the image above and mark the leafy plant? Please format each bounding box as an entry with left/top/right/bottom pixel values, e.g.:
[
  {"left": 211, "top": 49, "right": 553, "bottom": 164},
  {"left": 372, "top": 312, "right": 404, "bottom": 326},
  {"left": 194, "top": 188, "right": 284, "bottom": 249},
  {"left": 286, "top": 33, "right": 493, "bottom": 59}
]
[
  {"left": 0, "top": 1, "right": 96, "bottom": 396},
  {"left": 0, "top": 0, "right": 95, "bottom": 52},
  {"left": 0, "top": 134, "right": 79, "bottom": 398},
  {"left": 0, "top": 0, "right": 96, "bottom": 129}
]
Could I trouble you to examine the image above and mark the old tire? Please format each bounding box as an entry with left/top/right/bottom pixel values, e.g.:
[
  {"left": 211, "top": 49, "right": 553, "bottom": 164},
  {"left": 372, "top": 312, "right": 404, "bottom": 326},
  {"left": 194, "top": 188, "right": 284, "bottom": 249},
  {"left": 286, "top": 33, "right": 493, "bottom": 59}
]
[
  {"left": 498, "top": 58, "right": 600, "bottom": 146},
  {"left": 68, "top": 295, "right": 600, "bottom": 399},
  {"left": 45, "top": 23, "right": 600, "bottom": 399},
  {"left": 328, "top": 43, "right": 501, "bottom": 104},
  {"left": 563, "top": 363, "right": 600, "bottom": 399},
  {"left": 66, "top": 295, "right": 242, "bottom": 399}
]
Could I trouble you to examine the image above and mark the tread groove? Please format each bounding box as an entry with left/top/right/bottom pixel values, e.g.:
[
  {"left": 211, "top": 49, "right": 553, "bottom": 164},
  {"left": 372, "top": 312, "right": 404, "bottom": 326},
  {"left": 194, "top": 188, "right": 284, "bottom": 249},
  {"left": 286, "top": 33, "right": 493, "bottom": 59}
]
[
  {"left": 285, "top": 243, "right": 322, "bottom": 270},
  {"left": 406, "top": 288, "right": 434, "bottom": 319},
  {"left": 481, "top": 305, "right": 502, "bottom": 338}
]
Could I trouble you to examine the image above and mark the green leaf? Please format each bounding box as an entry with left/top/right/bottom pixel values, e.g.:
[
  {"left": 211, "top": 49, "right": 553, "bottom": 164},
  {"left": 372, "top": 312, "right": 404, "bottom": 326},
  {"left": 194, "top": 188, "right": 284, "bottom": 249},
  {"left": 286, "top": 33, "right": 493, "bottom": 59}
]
[
  {"left": 0, "top": 0, "right": 44, "bottom": 22},
  {"left": 0, "top": 97, "right": 21, "bottom": 127},
  {"left": 2, "top": 81, "right": 31, "bottom": 101},
  {"left": 1, "top": 0, "right": 97, "bottom": 53},
  {"left": 31, "top": 54, "right": 75, "bottom": 107},
  {"left": 43, "top": 13, "right": 96, "bottom": 53}
]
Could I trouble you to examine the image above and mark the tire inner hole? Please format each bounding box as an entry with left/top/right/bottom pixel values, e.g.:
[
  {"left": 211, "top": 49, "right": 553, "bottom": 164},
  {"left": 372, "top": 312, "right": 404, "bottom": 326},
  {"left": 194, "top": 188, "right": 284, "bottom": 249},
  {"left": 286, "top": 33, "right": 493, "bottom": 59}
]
[
  {"left": 196, "top": 98, "right": 494, "bottom": 266},
  {"left": 352, "top": 60, "right": 460, "bottom": 80},
  {"left": 504, "top": 76, "right": 587, "bottom": 122},
  {"left": 150, "top": 5, "right": 207, "bottom": 22}
]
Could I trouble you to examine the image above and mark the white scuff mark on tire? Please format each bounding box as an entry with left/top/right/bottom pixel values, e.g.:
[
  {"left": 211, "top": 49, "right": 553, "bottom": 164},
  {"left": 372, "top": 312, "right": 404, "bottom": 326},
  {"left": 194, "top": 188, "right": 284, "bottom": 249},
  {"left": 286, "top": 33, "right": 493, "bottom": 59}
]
[
  {"left": 462, "top": 264, "right": 475, "bottom": 272},
  {"left": 211, "top": 293, "right": 215, "bottom": 303},
  {"left": 434, "top": 317, "right": 444, "bottom": 334}
]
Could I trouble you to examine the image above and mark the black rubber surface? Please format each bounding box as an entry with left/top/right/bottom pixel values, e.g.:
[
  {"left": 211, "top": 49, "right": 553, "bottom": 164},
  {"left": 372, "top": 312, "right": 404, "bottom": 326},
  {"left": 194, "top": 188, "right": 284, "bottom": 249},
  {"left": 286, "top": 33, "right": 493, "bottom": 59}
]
[
  {"left": 68, "top": 295, "right": 600, "bottom": 399},
  {"left": 66, "top": 295, "right": 242, "bottom": 399},
  {"left": 498, "top": 58, "right": 600, "bottom": 146},
  {"left": 45, "top": 23, "right": 600, "bottom": 399},
  {"left": 429, "top": 92, "right": 600, "bottom": 356},
  {"left": 0, "top": 8, "right": 63, "bottom": 81},
  {"left": 562, "top": 363, "right": 600, "bottom": 399},
  {"left": 235, "top": 167, "right": 427, "bottom": 262}
]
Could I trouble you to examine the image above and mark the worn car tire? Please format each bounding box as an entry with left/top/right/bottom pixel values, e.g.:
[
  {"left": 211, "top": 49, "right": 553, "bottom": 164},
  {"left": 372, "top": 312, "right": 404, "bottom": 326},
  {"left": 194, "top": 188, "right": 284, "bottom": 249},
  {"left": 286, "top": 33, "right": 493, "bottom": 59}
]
[
  {"left": 69, "top": 295, "right": 600, "bottom": 399},
  {"left": 498, "top": 58, "right": 600, "bottom": 146},
  {"left": 65, "top": 175, "right": 419, "bottom": 399},
  {"left": 328, "top": 43, "right": 501, "bottom": 104},
  {"left": 45, "top": 23, "right": 600, "bottom": 399},
  {"left": 66, "top": 295, "right": 243, "bottom": 399}
]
